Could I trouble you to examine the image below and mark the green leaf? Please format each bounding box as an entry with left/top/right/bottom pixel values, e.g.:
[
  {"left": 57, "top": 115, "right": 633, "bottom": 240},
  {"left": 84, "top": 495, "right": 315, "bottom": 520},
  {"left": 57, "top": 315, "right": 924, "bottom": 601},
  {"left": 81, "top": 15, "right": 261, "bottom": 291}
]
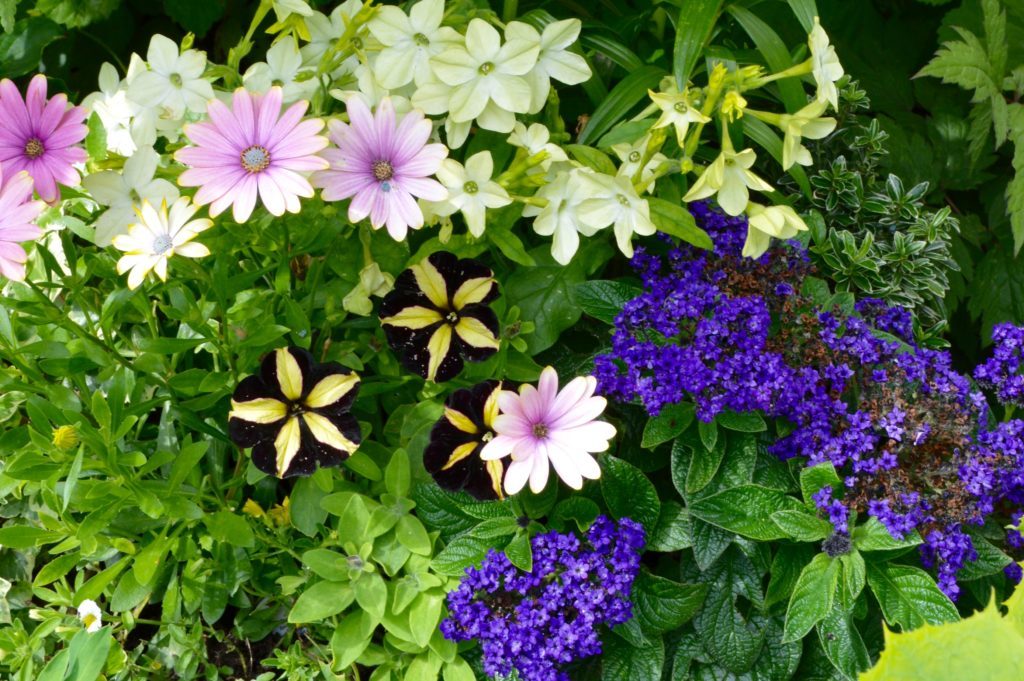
[
  {"left": 575, "top": 280, "right": 642, "bottom": 325},
  {"left": 727, "top": 6, "right": 805, "bottom": 112},
  {"left": 385, "top": 449, "right": 411, "bottom": 498},
  {"left": 672, "top": 0, "right": 723, "bottom": 89},
  {"left": 686, "top": 432, "right": 726, "bottom": 494},
  {"left": 690, "top": 518, "right": 733, "bottom": 570},
  {"left": 164, "top": 0, "right": 226, "bottom": 36},
  {"left": 852, "top": 517, "right": 922, "bottom": 552},
  {"left": 771, "top": 509, "right": 832, "bottom": 542},
  {"left": 0, "top": 0, "right": 15, "bottom": 33},
  {"left": 0, "top": 525, "right": 61, "bottom": 549},
  {"left": 839, "top": 550, "right": 866, "bottom": 610},
  {"left": 442, "top": 657, "right": 476, "bottom": 681},
  {"left": 647, "top": 501, "right": 692, "bottom": 552},
  {"left": 551, "top": 497, "right": 601, "bottom": 531},
  {"left": 648, "top": 197, "right": 714, "bottom": 249},
  {"left": 353, "top": 572, "right": 387, "bottom": 621},
  {"left": 602, "top": 632, "right": 665, "bottom": 681},
  {"left": 689, "top": 485, "right": 804, "bottom": 540},
  {"left": 818, "top": 604, "right": 871, "bottom": 681},
  {"left": 34, "top": 552, "right": 81, "bottom": 587},
  {"left": 203, "top": 511, "right": 255, "bottom": 548},
  {"left": 633, "top": 570, "right": 707, "bottom": 633},
  {"left": 330, "top": 610, "right": 376, "bottom": 668},
  {"left": 579, "top": 65, "right": 668, "bottom": 145},
  {"left": 866, "top": 563, "right": 959, "bottom": 630},
  {"left": 715, "top": 410, "right": 767, "bottom": 433},
  {"left": 85, "top": 112, "right": 107, "bottom": 161},
  {"left": 396, "top": 515, "right": 433, "bottom": 556},
  {"left": 132, "top": 537, "right": 169, "bottom": 587},
  {"left": 430, "top": 532, "right": 491, "bottom": 576},
  {"left": 504, "top": 532, "right": 533, "bottom": 572},
  {"left": 288, "top": 581, "right": 354, "bottom": 623},
  {"left": 783, "top": 553, "right": 839, "bottom": 643},
  {"left": 290, "top": 476, "right": 329, "bottom": 537},
  {"left": 642, "top": 402, "right": 695, "bottom": 449},
  {"left": 765, "top": 544, "right": 816, "bottom": 610},
  {"left": 565, "top": 144, "right": 618, "bottom": 174},
  {"left": 64, "top": 627, "right": 113, "bottom": 681},
  {"left": 0, "top": 18, "right": 62, "bottom": 77},
  {"left": 601, "top": 455, "right": 661, "bottom": 532},
  {"left": 302, "top": 549, "right": 348, "bottom": 581},
  {"left": 799, "top": 463, "right": 841, "bottom": 506},
  {"left": 408, "top": 592, "right": 443, "bottom": 647},
  {"left": 785, "top": 0, "right": 817, "bottom": 32}
]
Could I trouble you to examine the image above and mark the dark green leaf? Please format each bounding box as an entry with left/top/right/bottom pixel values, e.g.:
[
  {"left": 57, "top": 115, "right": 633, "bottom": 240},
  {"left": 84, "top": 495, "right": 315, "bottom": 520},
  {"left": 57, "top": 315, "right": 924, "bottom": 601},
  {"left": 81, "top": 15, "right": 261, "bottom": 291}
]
[
  {"left": 579, "top": 66, "right": 666, "bottom": 145},
  {"left": 602, "top": 455, "right": 661, "bottom": 532},
  {"left": 642, "top": 402, "right": 695, "bottom": 449},
  {"left": 783, "top": 553, "right": 839, "bottom": 642},
  {"left": 672, "top": 0, "right": 723, "bottom": 88},
  {"left": 866, "top": 563, "right": 959, "bottom": 630},
  {"left": 690, "top": 485, "right": 805, "bottom": 540},
  {"left": 648, "top": 501, "right": 692, "bottom": 552},
  {"left": 575, "top": 280, "right": 642, "bottom": 325},
  {"left": 0, "top": 18, "right": 62, "bottom": 77},
  {"left": 817, "top": 604, "right": 871, "bottom": 680},
  {"left": 602, "top": 632, "right": 665, "bottom": 681},
  {"left": 633, "top": 570, "right": 707, "bottom": 633}
]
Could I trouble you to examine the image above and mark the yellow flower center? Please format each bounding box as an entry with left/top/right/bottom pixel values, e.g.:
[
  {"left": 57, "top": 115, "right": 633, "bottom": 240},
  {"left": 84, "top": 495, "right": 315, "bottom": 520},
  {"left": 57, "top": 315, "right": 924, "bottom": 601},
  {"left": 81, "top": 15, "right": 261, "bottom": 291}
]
[
  {"left": 532, "top": 423, "right": 549, "bottom": 438},
  {"left": 24, "top": 137, "right": 45, "bottom": 159},
  {"left": 372, "top": 159, "right": 394, "bottom": 181}
]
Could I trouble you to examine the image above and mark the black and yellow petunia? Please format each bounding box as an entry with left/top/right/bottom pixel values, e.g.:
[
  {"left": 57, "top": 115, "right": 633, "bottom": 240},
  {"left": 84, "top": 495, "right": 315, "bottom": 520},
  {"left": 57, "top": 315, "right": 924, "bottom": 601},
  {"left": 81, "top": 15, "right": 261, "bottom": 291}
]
[
  {"left": 379, "top": 251, "right": 500, "bottom": 382},
  {"left": 423, "top": 380, "right": 508, "bottom": 500},
  {"left": 228, "top": 347, "right": 361, "bottom": 478}
]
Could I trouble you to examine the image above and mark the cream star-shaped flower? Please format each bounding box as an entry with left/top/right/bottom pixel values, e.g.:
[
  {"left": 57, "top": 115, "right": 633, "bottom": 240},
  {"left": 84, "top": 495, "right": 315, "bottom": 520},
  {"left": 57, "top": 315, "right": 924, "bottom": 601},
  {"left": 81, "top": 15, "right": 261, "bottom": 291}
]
[
  {"left": 367, "top": 0, "right": 461, "bottom": 89},
  {"left": 431, "top": 151, "right": 512, "bottom": 237},
  {"left": 649, "top": 88, "right": 710, "bottom": 147},
  {"left": 809, "top": 17, "right": 844, "bottom": 110},
  {"left": 504, "top": 19, "right": 591, "bottom": 114},
  {"left": 577, "top": 173, "right": 656, "bottom": 257},
  {"left": 742, "top": 202, "right": 807, "bottom": 258},
  {"left": 779, "top": 99, "right": 837, "bottom": 170},
  {"left": 683, "top": 138, "right": 773, "bottom": 216}
]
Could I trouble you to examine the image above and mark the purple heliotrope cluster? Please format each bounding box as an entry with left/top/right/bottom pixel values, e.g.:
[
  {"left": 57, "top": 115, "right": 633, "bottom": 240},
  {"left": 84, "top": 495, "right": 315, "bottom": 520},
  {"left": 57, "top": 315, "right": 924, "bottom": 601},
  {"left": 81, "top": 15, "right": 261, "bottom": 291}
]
[
  {"left": 441, "top": 515, "right": 645, "bottom": 681},
  {"left": 975, "top": 323, "right": 1024, "bottom": 408},
  {"left": 594, "top": 202, "right": 1024, "bottom": 599}
]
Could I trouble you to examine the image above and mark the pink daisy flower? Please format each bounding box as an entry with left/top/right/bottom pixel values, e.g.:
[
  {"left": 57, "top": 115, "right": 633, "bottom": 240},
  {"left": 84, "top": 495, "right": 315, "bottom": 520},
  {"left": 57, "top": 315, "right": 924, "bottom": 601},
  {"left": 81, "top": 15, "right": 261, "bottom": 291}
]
[
  {"left": 175, "top": 87, "right": 329, "bottom": 224},
  {"left": 0, "top": 167, "right": 47, "bottom": 281},
  {"left": 481, "top": 366, "right": 615, "bottom": 495},
  {"left": 0, "top": 75, "right": 87, "bottom": 204},
  {"left": 312, "top": 96, "right": 447, "bottom": 241}
]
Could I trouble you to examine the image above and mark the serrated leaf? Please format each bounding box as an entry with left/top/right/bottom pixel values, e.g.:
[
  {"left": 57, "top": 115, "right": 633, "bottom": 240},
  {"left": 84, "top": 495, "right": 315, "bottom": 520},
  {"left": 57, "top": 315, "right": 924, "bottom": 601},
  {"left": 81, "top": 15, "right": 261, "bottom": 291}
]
[
  {"left": 648, "top": 501, "right": 692, "bottom": 552},
  {"left": 601, "top": 455, "right": 661, "bottom": 532},
  {"left": 430, "top": 533, "right": 491, "bottom": 576},
  {"left": 689, "top": 485, "right": 804, "bottom": 540},
  {"left": 575, "top": 280, "right": 642, "bottom": 325},
  {"left": 633, "top": 570, "right": 707, "bottom": 633},
  {"left": 783, "top": 553, "right": 839, "bottom": 642},
  {"left": 866, "top": 563, "right": 959, "bottom": 630},
  {"left": 602, "top": 632, "right": 665, "bottom": 681}
]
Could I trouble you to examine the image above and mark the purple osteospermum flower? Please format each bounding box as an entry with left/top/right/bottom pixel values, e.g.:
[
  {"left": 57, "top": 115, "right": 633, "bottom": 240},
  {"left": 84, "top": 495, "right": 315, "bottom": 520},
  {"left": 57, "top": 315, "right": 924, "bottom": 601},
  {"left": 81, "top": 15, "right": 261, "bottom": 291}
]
[
  {"left": 0, "top": 167, "right": 46, "bottom": 280},
  {"left": 0, "top": 75, "right": 87, "bottom": 204},
  {"left": 175, "top": 87, "right": 329, "bottom": 224},
  {"left": 312, "top": 96, "right": 447, "bottom": 241}
]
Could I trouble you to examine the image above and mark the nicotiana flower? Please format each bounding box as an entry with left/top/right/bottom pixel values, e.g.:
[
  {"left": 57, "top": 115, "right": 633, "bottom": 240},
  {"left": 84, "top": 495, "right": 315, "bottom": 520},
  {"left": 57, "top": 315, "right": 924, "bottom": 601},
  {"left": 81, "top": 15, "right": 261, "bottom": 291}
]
[
  {"left": 82, "top": 62, "right": 146, "bottom": 157},
  {"left": 612, "top": 136, "right": 667, "bottom": 193},
  {"left": 0, "top": 168, "right": 46, "bottom": 281},
  {"left": 0, "top": 74, "right": 87, "bottom": 203},
  {"left": 742, "top": 202, "right": 808, "bottom": 258},
  {"left": 244, "top": 38, "right": 319, "bottom": 104},
  {"left": 809, "top": 17, "right": 844, "bottom": 110},
  {"left": 424, "top": 380, "right": 508, "bottom": 500},
  {"left": 779, "top": 99, "right": 837, "bottom": 170},
  {"left": 523, "top": 168, "right": 597, "bottom": 265},
  {"left": 229, "top": 346, "right": 362, "bottom": 478},
  {"left": 577, "top": 172, "right": 657, "bottom": 258},
  {"left": 481, "top": 366, "right": 614, "bottom": 495},
  {"left": 127, "top": 34, "right": 214, "bottom": 118},
  {"left": 112, "top": 197, "right": 212, "bottom": 289},
  {"left": 379, "top": 252, "right": 500, "bottom": 382},
  {"left": 683, "top": 135, "right": 772, "bottom": 216},
  {"left": 301, "top": 0, "right": 365, "bottom": 75},
  {"left": 313, "top": 96, "right": 447, "bottom": 241},
  {"left": 76, "top": 599, "right": 103, "bottom": 633},
  {"left": 427, "top": 18, "right": 539, "bottom": 133},
  {"left": 431, "top": 151, "right": 511, "bottom": 237},
  {"left": 504, "top": 19, "right": 591, "bottom": 114},
  {"left": 83, "top": 146, "right": 180, "bottom": 246},
  {"left": 175, "top": 87, "right": 328, "bottom": 223},
  {"left": 507, "top": 122, "right": 568, "bottom": 174},
  {"left": 649, "top": 88, "right": 710, "bottom": 147},
  {"left": 368, "top": 0, "right": 461, "bottom": 89}
]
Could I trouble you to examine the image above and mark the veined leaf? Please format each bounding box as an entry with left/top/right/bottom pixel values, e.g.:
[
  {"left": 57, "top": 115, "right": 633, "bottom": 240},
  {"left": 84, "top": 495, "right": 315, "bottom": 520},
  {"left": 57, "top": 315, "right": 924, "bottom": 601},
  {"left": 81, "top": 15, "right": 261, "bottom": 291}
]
[{"left": 672, "top": 0, "right": 723, "bottom": 89}]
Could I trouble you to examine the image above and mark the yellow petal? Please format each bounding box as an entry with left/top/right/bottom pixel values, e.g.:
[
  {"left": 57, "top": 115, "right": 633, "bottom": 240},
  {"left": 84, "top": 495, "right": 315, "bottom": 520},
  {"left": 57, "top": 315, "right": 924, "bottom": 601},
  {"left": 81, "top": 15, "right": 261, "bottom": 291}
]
[
  {"left": 304, "top": 373, "right": 359, "bottom": 409},
  {"left": 452, "top": 276, "right": 495, "bottom": 309},
  {"left": 486, "top": 459, "right": 505, "bottom": 500},
  {"left": 412, "top": 258, "right": 450, "bottom": 309},
  {"left": 274, "top": 416, "right": 302, "bottom": 477},
  {"left": 483, "top": 384, "right": 501, "bottom": 428},
  {"left": 454, "top": 316, "right": 499, "bottom": 350},
  {"left": 440, "top": 441, "right": 480, "bottom": 471},
  {"left": 445, "top": 407, "right": 478, "bottom": 434},
  {"left": 380, "top": 305, "right": 445, "bottom": 330},
  {"left": 302, "top": 412, "right": 359, "bottom": 454},
  {"left": 276, "top": 348, "right": 303, "bottom": 401},
  {"left": 426, "top": 324, "right": 453, "bottom": 382},
  {"left": 229, "top": 398, "right": 288, "bottom": 424}
]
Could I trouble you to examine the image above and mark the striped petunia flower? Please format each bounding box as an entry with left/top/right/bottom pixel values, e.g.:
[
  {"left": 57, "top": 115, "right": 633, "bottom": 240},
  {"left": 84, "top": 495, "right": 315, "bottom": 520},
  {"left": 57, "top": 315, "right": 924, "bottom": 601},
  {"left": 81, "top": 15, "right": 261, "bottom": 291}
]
[
  {"left": 379, "top": 252, "right": 500, "bottom": 382},
  {"left": 228, "top": 347, "right": 361, "bottom": 478},
  {"left": 424, "top": 380, "right": 508, "bottom": 500}
]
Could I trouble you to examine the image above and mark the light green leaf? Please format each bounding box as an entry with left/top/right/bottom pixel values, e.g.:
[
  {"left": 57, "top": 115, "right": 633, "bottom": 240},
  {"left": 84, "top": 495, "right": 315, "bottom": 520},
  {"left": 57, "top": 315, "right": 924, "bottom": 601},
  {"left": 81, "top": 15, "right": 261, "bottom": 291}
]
[
  {"left": 866, "top": 563, "right": 959, "bottom": 630},
  {"left": 288, "top": 581, "right": 354, "bottom": 623},
  {"left": 783, "top": 553, "right": 839, "bottom": 643}
]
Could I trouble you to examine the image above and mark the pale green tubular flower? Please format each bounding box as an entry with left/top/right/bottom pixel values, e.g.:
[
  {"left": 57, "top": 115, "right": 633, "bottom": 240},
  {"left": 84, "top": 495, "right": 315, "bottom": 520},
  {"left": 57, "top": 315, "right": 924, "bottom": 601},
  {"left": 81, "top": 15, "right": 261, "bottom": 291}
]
[
  {"left": 779, "top": 99, "right": 837, "bottom": 170},
  {"left": 508, "top": 122, "right": 569, "bottom": 175},
  {"left": 504, "top": 19, "right": 591, "bottom": 114},
  {"left": 523, "top": 169, "right": 599, "bottom": 265},
  {"left": 742, "top": 203, "right": 808, "bottom": 259},
  {"left": 367, "top": 0, "right": 461, "bottom": 89},
  {"left": 683, "top": 134, "right": 773, "bottom": 216},
  {"left": 577, "top": 173, "right": 656, "bottom": 258},
  {"left": 649, "top": 88, "right": 710, "bottom": 147},
  {"left": 427, "top": 18, "right": 540, "bottom": 134},
  {"left": 809, "top": 16, "right": 844, "bottom": 110},
  {"left": 612, "top": 136, "right": 668, "bottom": 193},
  {"left": 430, "top": 151, "right": 512, "bottom": 237}
]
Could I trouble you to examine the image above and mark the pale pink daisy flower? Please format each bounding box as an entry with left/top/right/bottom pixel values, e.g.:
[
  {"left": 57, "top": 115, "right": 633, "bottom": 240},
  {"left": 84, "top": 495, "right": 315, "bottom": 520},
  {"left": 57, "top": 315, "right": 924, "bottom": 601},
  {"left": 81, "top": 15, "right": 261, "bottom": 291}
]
[
  {"left": 0, "top": 75, "right": 87, "bottom": 204},
  {"left": 0, "top": 167, "right": 46, "bottom": 281},
  {"left": 312, "top": 96, "right": 447, "bottom": 241},
  {"left": 481, "top": 366, "right": 615, "bottom": 495},
  {"left": 175, "top": 87, "right": 328, "bottom": 224}
]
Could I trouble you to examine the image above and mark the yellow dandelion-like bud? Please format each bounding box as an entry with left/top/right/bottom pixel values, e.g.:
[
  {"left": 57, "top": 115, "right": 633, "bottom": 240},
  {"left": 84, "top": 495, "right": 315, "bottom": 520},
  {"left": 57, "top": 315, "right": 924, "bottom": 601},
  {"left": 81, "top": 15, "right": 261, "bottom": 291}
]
[
  {"left": 52, "top": 425, "right": 80, "bottom": 451},
  {"left": 721, "top": 91, "right": 748, "bottom": 123}
]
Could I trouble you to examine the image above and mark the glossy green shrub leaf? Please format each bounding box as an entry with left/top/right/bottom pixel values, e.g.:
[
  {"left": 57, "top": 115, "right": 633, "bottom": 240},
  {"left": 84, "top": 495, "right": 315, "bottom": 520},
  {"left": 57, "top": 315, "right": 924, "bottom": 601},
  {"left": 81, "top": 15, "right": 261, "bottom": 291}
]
[{"left": 601, "top": 455, "right": 661, "bottom": 532}]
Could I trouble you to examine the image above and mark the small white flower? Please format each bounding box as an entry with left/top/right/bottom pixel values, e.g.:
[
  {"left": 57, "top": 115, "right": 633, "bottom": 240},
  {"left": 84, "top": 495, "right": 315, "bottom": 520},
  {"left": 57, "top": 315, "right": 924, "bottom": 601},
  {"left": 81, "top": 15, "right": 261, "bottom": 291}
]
[
  {"left": 128, "top": 35, "right": 214, "bottom": 119},
  {"left": 649, "top": 88, "right": 710, "bottom": 148},
  {"left": 743, "top": 203, "right": 808, "bottom": 258},
  {"left": 368, "top": 0, "right": 461, "bottom": 89},
  {"left": 683, "top": 139, "right": 773, "bottom": 216},
  {"left": 577, "top": 173, "right": 656, "bottom": 257},
  {"left": 244, "top": 39, "right": 320, "bottom": 104},
  {"left": 427, "top": 18, "right": 539, "bottom": 133},
  {"left": 112, "top": 197, "right": 212, "bottom": 290},
  {"left": 779, "top": 99, "right": 837, "bottom": 170},
  {"left": 504, "top": 19, "right": 591, "bottom": 114},
  {"left": 523, "top": 169, "right": 598, "bottom": 265},
  {"left": 507, "top": 122, "right": 568, "bottom": 174},
  {"left": 273, "top": 0, "right": 313, "bottom": 22},
  {"left": 76, "top": 599, "right": 103, "bottom": 633},
  {"left": 431, "top": 151, "right": 512, "bottom": 237},
  {"left": 611, "top": 136, "right": 668, "bottom": 193},
  {"left": 83, "top": 147, "right": 180, "bottom": 246},
  {"left": 82, "top": 63, "right": 141, "bottom": 157},
  {"left": 809, "top": 17, "right": 844, "bottom": 110},
  {"left": 301, "top": 0, "right": 367, "bottom": 76}
]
